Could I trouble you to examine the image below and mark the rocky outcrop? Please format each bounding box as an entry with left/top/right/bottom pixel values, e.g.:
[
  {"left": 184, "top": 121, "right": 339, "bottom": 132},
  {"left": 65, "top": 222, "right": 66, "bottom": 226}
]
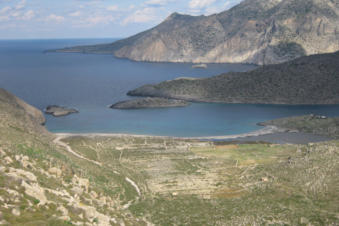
[
  {"left": 110, "top": 97, "right": 189, "bottom": 109},
  {"left": 44, "top": 105, "right": 78, "bottom": 117},
  {"left": 57, "top": 0, "right": 339, "bottom": 65},
  {"left": 128, "top": 51, "right": 339, "bottom": 105}
]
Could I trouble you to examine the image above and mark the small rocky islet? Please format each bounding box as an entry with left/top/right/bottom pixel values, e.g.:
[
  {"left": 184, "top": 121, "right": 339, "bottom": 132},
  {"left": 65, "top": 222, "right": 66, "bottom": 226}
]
[
  {"left": 44, "top": 105, "right": 79, "bottom": 117},
  {"left": 110, "top": 97, "right": 189, "bottom": 109}
]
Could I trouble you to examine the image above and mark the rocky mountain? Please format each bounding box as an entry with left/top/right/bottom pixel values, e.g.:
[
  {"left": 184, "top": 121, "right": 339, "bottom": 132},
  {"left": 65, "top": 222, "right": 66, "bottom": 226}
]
[
  {"left": 128, "top": 51, "right": 339, "bottom": 104},
  {"left": 58, "top": 0, "right": 339, "bottom": 65}
]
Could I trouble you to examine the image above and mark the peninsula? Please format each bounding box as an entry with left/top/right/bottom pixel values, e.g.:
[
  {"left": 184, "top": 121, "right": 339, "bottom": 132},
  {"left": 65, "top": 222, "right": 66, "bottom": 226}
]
[
  {"left": 110, "top": 97, "right": 189, "bottom": 109},
  {"left": 128, "top": 51, "right": 339, "bottom": 105},
  {"left": 56, "top": 0, "right": 339, "bottom": 65}
]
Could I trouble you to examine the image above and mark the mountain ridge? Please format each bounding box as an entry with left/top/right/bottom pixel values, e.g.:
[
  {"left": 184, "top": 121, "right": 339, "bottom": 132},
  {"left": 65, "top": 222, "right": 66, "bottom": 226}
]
[{"left": 57, "top": 0, "right": 339, "bottom": 65}]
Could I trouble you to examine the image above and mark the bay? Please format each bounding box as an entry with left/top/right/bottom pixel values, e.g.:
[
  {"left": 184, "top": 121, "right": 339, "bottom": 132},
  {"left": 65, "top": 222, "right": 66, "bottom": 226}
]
[{"left": 1, "top": 39, "right": 339, "bottom": 137}]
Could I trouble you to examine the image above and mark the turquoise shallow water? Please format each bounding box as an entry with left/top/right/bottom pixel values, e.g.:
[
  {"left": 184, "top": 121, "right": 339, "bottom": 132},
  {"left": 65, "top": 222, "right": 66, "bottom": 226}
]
[{"left": 1, "top": 39, "right": 339, "bottom": 137}]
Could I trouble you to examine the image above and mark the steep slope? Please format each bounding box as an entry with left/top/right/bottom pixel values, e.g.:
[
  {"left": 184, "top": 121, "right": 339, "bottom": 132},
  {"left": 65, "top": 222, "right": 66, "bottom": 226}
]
[
  {"left": 58, "top": 0, "right": 339, "bottom": 65},
  {"left": 0, "top": 89, "right": 149, "bottom": 225},
  {"left": 128, "top": 51, "right": 339, "bottom": 104}
]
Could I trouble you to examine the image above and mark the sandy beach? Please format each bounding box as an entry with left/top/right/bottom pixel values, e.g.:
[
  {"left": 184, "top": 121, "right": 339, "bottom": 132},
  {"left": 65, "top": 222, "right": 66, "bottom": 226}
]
[{"left": 54, "top": 125, "right": 333, "bottom": 144}]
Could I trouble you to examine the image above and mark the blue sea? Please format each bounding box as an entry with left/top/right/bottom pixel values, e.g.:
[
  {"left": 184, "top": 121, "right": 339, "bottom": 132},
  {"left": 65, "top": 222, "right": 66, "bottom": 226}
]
[{"left": 1, "top": 39, "right": 339, "bottom": 137}]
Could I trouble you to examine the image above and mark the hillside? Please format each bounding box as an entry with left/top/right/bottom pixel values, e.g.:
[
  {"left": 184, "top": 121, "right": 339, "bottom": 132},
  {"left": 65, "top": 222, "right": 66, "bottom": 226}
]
[
  {"left": 259, "top": 114, "right": 339, "bottom": 138},
  {"left": 128, "top": 51, "right": 339, "bottom": 105},
  {"left": 0, "top": 88, "right": 339, "bottom": 225},
  {"left": 57, "top": 0, "right": 339, "bottom": 65}
]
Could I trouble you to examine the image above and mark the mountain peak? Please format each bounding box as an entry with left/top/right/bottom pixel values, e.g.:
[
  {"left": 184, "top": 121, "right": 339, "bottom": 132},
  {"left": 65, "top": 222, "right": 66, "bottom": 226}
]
[{"left": 59, "top": 0, "right": 339, "bottom": 65}]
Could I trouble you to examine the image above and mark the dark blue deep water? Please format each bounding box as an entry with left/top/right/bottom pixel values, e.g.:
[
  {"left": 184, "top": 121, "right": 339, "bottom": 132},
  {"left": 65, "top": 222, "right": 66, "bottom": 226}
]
[{"left": 1, "top": 39, "right": 339, "bottom": 137}]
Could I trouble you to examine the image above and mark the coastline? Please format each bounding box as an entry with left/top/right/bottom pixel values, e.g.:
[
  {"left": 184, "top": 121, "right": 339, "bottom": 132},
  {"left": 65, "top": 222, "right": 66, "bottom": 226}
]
[{"left": 53, "top": 125, "right": 333, "bottom": 144}]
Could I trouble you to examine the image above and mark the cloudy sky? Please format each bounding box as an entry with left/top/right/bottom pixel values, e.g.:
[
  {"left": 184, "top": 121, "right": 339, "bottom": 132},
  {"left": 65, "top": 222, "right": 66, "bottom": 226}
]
[{"left": 0, "top": 0, "right": 242, "bottom": 39}]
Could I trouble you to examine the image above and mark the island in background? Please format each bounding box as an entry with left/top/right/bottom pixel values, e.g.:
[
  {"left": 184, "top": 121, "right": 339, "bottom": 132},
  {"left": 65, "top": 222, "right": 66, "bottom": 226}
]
[
  {"left": 110, "top": 97, "right": 189, "bottom": 109},
  {"left": 54, "top": 0, "right": 339, "bottom": 65}
]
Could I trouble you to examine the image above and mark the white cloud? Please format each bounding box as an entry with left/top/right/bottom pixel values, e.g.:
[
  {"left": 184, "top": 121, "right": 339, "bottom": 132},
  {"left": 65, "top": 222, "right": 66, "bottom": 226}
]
[
  {"left": 69, "top": 11, "right": 81, "bottom": 17},
  {"left": 22, "top": 10, "right": 34, "bottom": 20},
  {"left": 0, "top": 6, "right": 11, "bottom": 14},
  {"left": 123, "top": 7, "right": 156, "bottom": 25},
  {"left": 15, "top": 0, "right": 26, "bottom": 10},
  {"left": 0, "top": 15, "right": 9, "bottom": 22},
  {"left": 106, "top": 5, "right": 118, "bottom": 11},
  {"left": 145, "top": 0, "right": 172, "bottom": 7},
  {"left": 0, "top": 4, "right": 35, "bottom": 21},
  {"left": 11, "top": 10, "right": 21, "bottom": 17},
  {"left": 189, "top": 0, "right": 216, "bottom": 9},
  {"left": 46, "top": 14, "right": 65, "bottom": 23},
  {"left": 87, "top": 15, "right": 115, "bottom": 25}
]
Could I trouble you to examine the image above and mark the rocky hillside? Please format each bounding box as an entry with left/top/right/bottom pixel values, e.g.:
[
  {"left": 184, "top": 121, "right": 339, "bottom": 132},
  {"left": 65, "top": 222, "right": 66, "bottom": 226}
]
[
  {"left": 1, "top": 88, "right": 339, "bottom": 225},
  {"left": 128, "top": 51, "right": 339, "bottom": 105},
  {"left": 58, "top": 0, "right": 339, "bottom": 65},
  {"left": 0, "top": 89, "right": 150, "bottom": 225}
]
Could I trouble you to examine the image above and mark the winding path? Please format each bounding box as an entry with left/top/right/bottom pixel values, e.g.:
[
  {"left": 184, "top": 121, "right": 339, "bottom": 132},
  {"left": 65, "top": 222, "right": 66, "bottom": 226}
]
[
  {"left": 53, "top": 135, "right": 102, "bottom": 166},
  {"left": 54, "top": 134, "right": 142, "bottom": 198}
]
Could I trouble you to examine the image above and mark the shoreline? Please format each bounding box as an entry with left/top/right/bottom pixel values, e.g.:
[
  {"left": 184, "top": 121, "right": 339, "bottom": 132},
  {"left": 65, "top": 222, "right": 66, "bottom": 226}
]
[
  {"left": 53, "top": 126, "right": 284, "bottom": 139},
  {"left": 53, "top": 126, "right": 333, "bottom": 144}
]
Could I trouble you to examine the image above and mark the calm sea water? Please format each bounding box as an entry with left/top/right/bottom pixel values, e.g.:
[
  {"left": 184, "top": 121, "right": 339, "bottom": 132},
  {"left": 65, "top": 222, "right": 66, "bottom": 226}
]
[{"left": 1, "top": 39, "right": 339, "bottom": 137}]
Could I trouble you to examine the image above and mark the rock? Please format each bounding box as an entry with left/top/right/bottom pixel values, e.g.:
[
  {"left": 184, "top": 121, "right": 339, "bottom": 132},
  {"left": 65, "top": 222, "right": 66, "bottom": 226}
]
[
  {"left": 21, "top": 180, "right": 47, "bottom": 205},
  {"left": 48, "top": 167, "right": 62, "bottom": 177},
  {"left": 71, "top": 186, "right": 84, "bottom": 195},
  {"left": 44, "top": 105, "right": 78, "bottom": 117},
  {"left": 4, "top": 156, "right": 13, "bottom": 165},
  {"left": 83, "top": 206, "right": 97, "bottom": 219},
  {"left": 90, "top": 191, "right": 98, "bottom": 199},
  {"left": 15, "top": 155, "right": 31, "bottom": 168},
  {"left": 110, "top": 97, "right": 189, "bottom": 109},
  {"left": 7, "top": 168, "right": 37, "bottom": 182},
  {"left": 261, "top": 177, "right": 269, "bottom": 182},
  {"left": 57, "top": 205, "right": 69, "bottom": 216},
  {"left": 0, "top": 149, "right": 6, "bottom": 157},
  {"left": 0, "top": 220, "right": 8, "bottom": 225},
  {"left": 11, "top": 208, "right": 20, "bottom": 216},
  {"left": 72, "top": 175, "right": 89, "bottom": 192},
  {"left": 6, "top": 189, "right": 21, "bottom": 198}
]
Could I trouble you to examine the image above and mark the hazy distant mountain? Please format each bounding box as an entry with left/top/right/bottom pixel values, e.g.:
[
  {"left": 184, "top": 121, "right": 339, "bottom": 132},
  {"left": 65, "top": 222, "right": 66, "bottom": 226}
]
[
  {"left": 128, "top": 51, "right": 339, "bottom": 105},
  {"left": 58, "top": 0, "right": 339, "bottom": 65}
]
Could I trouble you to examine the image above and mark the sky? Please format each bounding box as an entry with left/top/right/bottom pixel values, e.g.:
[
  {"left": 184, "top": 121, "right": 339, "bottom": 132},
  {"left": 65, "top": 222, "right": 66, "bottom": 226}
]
[{"left": 0, "top": 0, "right": 242, "bottom": 39}]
